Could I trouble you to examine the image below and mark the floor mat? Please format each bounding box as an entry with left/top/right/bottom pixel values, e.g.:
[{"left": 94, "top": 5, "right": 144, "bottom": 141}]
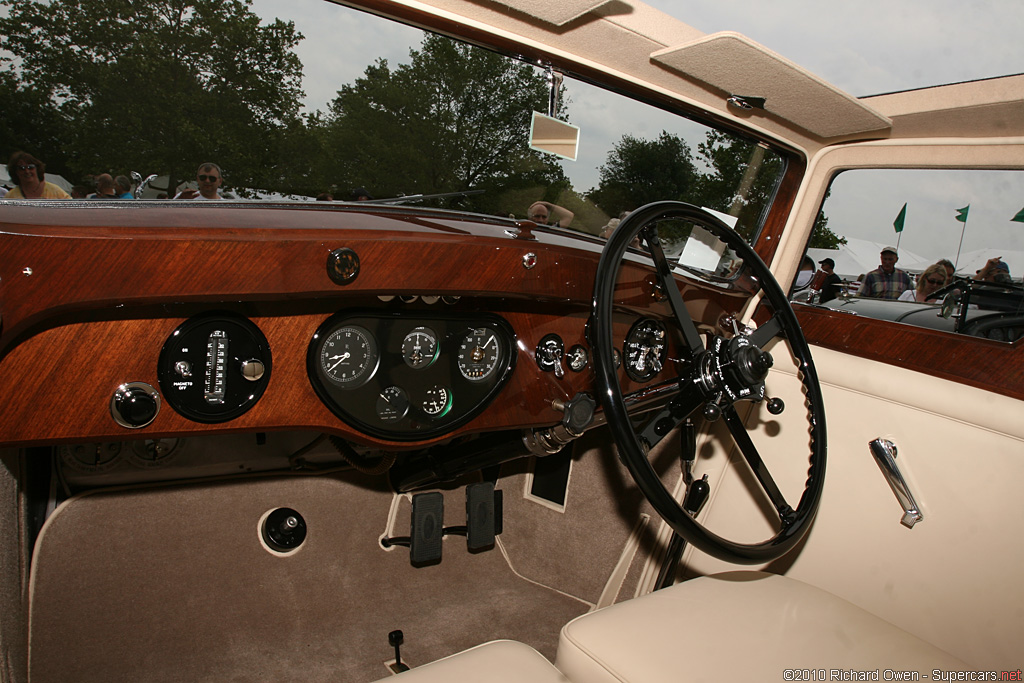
[{"left": 28, "top": 472, "right": 590, "bottom": 682}]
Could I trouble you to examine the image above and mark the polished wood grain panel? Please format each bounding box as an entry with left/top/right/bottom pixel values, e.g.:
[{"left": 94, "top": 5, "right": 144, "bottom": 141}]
[
  {"left": 795, "top": 304, "right": 1024, "bottom": 400},
  {"left": 0, "top": 303, "right": 686, "bottom": 448}
]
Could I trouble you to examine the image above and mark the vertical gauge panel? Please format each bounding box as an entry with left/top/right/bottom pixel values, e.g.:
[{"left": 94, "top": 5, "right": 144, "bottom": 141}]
[{"left": 158, "top": 314, "right": 272, "bottom": 423}]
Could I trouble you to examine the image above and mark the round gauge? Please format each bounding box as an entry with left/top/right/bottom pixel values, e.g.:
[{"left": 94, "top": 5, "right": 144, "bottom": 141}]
[
  {"left": 624, "top": 319, "right": 667, "bottom": 382},
  {"left": 457, "top": 328, "right": 501, "bottom": 381},
  {"left": 376, "top": 386, "right": 410, "bottom": 422},
  {"left": 59, "top": 442, "right": 123, "bottom": 473},
  {"left": 567, "top": 345, "right": 589, "bottom": 372},
  {"left": 319, "top": 325, "right": 379, "bottom": 388},
  {"left": 421, "top": 385, "right": 452, "bottom": 418},
  {"left": 402, "top": 327, "right": 439, "bottom": 369}
]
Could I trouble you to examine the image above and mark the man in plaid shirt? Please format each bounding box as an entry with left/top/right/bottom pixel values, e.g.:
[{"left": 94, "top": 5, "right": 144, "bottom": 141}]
[{"left": 859, "top": 246, "right": 912, "bottom": 299}]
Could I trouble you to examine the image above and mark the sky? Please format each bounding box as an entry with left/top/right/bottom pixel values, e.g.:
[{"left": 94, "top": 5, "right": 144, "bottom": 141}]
[{"left": 250, "top": 0, "right": 1024, "bottom": 112}]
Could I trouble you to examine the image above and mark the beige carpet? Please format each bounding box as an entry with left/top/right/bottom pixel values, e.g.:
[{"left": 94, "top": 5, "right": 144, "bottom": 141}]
[{"left": 28, "top": 471, "right": 591, "bottom": 682}]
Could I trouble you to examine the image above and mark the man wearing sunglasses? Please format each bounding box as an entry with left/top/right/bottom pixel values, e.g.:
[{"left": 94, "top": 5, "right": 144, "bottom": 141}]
[{"left": 174, "top": 163, "right": 224, "bottom": 200}]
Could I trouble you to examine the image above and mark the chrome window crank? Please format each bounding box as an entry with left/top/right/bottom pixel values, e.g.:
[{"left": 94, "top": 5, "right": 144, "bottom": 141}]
[{"left": 868, "top": 438, "right": 923, "bottom": 529}]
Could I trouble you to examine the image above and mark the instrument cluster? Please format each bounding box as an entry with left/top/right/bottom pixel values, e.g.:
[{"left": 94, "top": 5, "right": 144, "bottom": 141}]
[{"left": 307, "top": 312, "right": 516, "bottom": 440}]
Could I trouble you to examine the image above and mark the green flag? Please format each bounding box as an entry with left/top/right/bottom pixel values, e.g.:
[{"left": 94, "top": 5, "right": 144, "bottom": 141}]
[
  {"left": 893, "top": 203, "right": 907, "bottom": 233},
  {"left": 955, "top": 205, "right": 970, "bottom": 222},
  {"left": 1012, "top": 207, "right": 1024, "bottom": 223}
]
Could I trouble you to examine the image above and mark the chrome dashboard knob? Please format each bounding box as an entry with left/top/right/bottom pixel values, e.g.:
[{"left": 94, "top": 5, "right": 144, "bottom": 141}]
[{"left": 110, "top": 382, "right": 160, "bottom": 429}]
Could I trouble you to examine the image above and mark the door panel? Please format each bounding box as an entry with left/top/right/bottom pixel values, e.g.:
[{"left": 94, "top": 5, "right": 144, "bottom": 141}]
[{"left": 680, "top": 137, "right": 1024, "bottom": 670}]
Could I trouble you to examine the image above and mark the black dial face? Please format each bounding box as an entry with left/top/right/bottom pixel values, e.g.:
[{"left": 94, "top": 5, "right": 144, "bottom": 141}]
[
  {"left": 319, "top": 325, "right": 379, "bottom": 388},
  {"left": 376, "top": 386, "right": 410, "bottom": 422},
  {"left": 402, "top": 327, "right": 439, "bottom": 369},
  {"left": 624, "top": 319, "right": 667, "bottom": 382},
  {"left": 421, "top": 385, "right": 452, "bottom": 417},
  {"left": 457, "top": 327, "right": 501, "bottom": 381},
  {"left": 307, "top": 312, "right": 516, "bottom": 441}
]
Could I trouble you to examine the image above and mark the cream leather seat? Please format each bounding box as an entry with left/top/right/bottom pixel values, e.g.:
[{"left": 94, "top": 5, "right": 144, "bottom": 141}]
[
  {"left": 556, "top": 571, "right": 967, "bottom": 683},
  {"left": 368, "top": 640, "right": 569, "bottom": 682}
]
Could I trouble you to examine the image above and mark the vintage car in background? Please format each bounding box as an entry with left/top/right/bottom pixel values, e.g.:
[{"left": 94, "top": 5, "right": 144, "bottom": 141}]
[
  {"left": 1, "top": 1, "right": 1022, "bottom": 681},
  {"left": 816, "top": 278, "right": 1024, "bottom": 342}
]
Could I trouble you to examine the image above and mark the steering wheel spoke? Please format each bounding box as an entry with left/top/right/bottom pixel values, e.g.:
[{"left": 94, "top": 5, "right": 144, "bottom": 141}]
[
  {"left": 722, "top": 406, "right": 796, "bottom": 525},
  {"left": 748, "top": 313, "right": 785, "bottom": 349},
  {"left": 642, "top": 224, "right": 705, "bottom": 357},
  {"left": 592, "top": 201, "right": 826, "bottom": 565}
]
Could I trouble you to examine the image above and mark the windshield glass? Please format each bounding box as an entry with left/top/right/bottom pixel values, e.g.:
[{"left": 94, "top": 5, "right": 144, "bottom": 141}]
[{"left": 0, "top": 2, "right": 786, "bottom": 247}]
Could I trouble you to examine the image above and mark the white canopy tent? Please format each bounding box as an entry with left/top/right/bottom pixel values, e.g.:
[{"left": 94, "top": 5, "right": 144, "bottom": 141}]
[{"left": 806, "top": 237, "right": 931, "bottom": 281}]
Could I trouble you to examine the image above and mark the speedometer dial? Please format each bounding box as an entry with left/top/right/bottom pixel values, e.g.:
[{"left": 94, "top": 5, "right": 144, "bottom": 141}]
[
  {"left": 319, "top": 325, "right": 379, "bottom": 388},
  {"left": 457, "top": 328, "right": 501, "bottom": 381}
]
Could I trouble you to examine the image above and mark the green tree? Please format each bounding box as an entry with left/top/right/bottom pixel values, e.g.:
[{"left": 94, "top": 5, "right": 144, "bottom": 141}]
[
  {"left": 695, "top": 131, "right": 845, "bottom": 246},
  {"left": 314, "top": 34, "right": 564, "bottom": 214},
  {"left": 0, "top": 71, "right": 70, "bottom": 176},
  {"left": 587, "top": 131, "right": 698, "bottom": 217},
  {"left": 0, "top": 0, "right": 304, "bottom": 192}
]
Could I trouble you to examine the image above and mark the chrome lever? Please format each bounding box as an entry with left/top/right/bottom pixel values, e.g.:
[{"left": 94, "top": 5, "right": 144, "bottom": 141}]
[{"left": 868, "top": 438, "right": 923, "bottom": 529}]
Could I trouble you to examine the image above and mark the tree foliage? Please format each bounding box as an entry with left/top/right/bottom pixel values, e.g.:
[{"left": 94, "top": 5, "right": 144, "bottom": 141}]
[
  {"left": 587, "top": 131, "right": 697, "bottom": 218},
  {"left": 0, "top": 0, "right": 304, "bottom": 191},
  {"left": 310, "top": 34, "right": 566, "bottom": 213}
]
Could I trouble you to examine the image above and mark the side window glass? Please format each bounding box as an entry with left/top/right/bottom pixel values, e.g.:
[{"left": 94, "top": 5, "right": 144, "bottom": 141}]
[{"left": 802, "top": 169, "right": 1024, "bottom": 342}]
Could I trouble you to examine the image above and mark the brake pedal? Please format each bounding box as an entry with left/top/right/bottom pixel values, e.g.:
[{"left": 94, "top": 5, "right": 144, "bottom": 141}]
[
  {"left": 410, "top": 492, "right": 444, "bottom": 566},
  {"left": 466, "top": 482, "right": 501, "bottom": 551}
]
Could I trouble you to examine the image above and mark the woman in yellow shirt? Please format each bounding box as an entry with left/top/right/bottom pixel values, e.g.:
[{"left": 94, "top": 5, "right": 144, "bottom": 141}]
[{"left": 5, "top": 152, "right": 71, "bottom": 199}]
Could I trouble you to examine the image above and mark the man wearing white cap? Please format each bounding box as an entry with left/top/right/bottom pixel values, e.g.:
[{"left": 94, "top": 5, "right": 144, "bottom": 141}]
[{"left": 859, "top": 246, "right": 912, "bottom": 299}]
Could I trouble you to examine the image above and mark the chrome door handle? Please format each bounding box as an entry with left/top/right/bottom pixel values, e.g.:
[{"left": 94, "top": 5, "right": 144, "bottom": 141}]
[{"left": 868, "top": 438, "right": 923, "bottom": 529}]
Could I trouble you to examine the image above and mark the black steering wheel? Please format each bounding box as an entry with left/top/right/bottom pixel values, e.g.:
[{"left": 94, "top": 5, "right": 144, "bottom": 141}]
[{"left": 592, "top": 201, "right": 826, "bottom": 564}]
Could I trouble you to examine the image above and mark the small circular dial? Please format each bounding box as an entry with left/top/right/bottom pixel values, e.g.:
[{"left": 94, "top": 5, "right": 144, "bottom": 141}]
[
  {"left": 319, "top": 325, "right": 379, "bottom": 388},
  {"left": 421, "top": 385, "right": 452, "bottom": 417},
  {"left": 457, "top": 328, "right": 501, "bottom": 381},
  {"left": 402, "top": 327, "right": 439, "bottom": 369},
  {"left": 624, "top": 319, "right": 667, "bottom": 382},
  {"left": 376, "top": 386, "right": 410, "bottom": 422},
  {"left": 567, "top": 345, "right": 589, "bottom": 372}
]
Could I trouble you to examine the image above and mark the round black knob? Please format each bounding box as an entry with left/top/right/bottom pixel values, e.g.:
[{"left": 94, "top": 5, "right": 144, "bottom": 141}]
[
  {"left": 703, "top": 403, "right": 722, "bottom": 422},
  {"left": 110, "top": 382, "right": 160, "bottom": 429},
  {"left": 262, "top": 507, "right": 307, "bottom": 552},
  {"left": 766, "top": 397, "right": 785, "bottom": 415}
]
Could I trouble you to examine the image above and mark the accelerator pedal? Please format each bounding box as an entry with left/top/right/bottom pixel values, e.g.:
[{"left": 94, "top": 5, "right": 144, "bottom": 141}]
[
  {"left": 410, "top": 492, "right": 444, "bottom": 566},
  {"left": 466, "top": 482, "right": 502, "bottom": 551}
]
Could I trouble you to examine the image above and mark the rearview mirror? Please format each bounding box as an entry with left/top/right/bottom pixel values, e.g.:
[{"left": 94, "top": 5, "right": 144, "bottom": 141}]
[{"left": 529, "top": 112, "right": 580, "bottom": 161}]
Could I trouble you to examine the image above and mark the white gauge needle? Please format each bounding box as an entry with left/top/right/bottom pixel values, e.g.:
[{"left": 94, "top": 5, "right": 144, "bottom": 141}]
[
  {"left": 328, "top": 352, "right": 350, "bottom": 372},
  {"left": 484, "top": 335, "right": 496, "bottom": 349}
]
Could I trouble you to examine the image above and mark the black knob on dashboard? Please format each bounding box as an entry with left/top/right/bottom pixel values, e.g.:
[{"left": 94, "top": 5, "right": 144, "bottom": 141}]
[{"left": 110, "top": 382, "right": 160, "bottom": 429}]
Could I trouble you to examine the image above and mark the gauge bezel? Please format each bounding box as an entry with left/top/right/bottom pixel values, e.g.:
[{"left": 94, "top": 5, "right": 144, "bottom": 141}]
[
  {"left": 623, "top": 318, "right": 668, "bottom": 382},
  {"left": 456, "top": 326, "right": 504, "bottom": 381},
  {"left": 319, "top": 324, "right": 380, "bottom": 388},
  {"left": 157, "top": 313, "right": 272, "bottom": 424},
  {"left": 307, "top": 311, "right": 516, "bottom": 441}
]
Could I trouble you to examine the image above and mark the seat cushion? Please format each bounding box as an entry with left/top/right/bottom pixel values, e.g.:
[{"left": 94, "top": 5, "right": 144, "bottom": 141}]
[
  {"left": 556, "top": 571, "right": 967, "bottom": 683},
  {"left": 368, "top": 640, "right": 569, "bottom": 682}
]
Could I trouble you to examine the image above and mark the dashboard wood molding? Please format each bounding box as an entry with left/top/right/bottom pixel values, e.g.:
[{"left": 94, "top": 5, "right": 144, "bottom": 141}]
[{"left": 795, "top": 304, "right": 1023, "bottom": 401}]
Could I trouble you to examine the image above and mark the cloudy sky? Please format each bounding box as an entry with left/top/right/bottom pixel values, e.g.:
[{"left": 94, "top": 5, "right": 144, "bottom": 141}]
[
  {"left": 251, "top": 0, "right": 1023, "bottom": 111},
  {"left": 248, "top": 0, "right": 1023, "bottom": 267}
]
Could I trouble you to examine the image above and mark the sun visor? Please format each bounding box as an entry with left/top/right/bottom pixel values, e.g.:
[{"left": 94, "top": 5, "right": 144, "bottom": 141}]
[
  {"left": 652, "top": 32, "right": 892, "bottom": 139},
  {"left": 485, "top": 0, "right": 613, "bottom": 26}
]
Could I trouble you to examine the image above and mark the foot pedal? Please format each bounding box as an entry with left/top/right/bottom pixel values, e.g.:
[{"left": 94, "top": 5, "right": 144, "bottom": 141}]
[
  {"left": 466, "top": 482, "right": 500, "bottom": 551},
  {"left": 410, "top": 492, "right": 443, "bottom": 566}
]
